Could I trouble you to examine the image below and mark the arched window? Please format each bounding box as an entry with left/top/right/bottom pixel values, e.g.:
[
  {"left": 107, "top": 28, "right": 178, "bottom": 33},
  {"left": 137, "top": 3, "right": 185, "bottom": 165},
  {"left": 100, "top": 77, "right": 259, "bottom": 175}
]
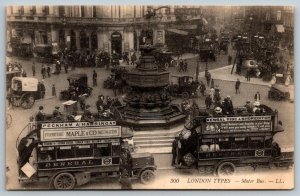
[
  {"left": 70, "top": 30, "right": 76, "bottom": 50},
  {"left": 91, "top": 31, "right": 98, "bottom": 50},
  {"left": 80, "top": 31, "right": 89, "bottom": 49}
]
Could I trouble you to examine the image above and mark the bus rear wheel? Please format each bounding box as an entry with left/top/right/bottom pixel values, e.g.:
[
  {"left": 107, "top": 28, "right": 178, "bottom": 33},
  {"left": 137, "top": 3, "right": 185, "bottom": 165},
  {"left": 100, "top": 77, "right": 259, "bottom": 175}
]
[
  {"left": 140, "top": 169, "right": 155, "bottom": 184},
  {"left": 217, "top": 162, "right": 236, "bottom": 176},
  {"left": 53, "top": 172, "right": 76, "bottom": 190}
]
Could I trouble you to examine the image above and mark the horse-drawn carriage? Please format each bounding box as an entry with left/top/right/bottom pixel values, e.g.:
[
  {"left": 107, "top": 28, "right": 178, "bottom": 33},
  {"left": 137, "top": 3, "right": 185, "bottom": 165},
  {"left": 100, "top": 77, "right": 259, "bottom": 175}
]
[
  {"left": 268, "top": 84, "right": 291, "bottom": 101},
  {"left": 33, "top": 44, "right": 55, "bottom": 63},
  {"left": 153, "top": 49, "right": 175, "bottom": 70},
  {"left": 168, "top": 75, "right": 199, "bottom": 99},
  {"left": 8, "top": 77, "right": 42, "bottom": 109},
  {"left": 59, "top": 73, "right": 93, "bottom": 100},
  {"left": 219, "top": 37, "right": 230, "bottom": 54},
  {"left": 198, "top": 38, "right": 217, "bottom": 62}
]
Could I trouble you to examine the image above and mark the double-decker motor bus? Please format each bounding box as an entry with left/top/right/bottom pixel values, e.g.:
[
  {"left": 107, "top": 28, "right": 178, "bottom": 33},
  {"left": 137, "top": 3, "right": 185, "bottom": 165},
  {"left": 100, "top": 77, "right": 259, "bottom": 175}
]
[
  {"left": 173, "top": 105, "right": 293, "bottom": 176},
  {"left": 16, "top": 120, "right": 156, "bottom": 189}
]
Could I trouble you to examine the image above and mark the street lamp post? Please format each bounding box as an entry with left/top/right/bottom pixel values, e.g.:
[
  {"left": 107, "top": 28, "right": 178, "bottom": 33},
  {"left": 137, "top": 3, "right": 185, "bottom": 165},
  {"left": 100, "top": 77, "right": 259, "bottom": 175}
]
[{"left": 204, "top": 55, "right": 209, "bottom": 77}]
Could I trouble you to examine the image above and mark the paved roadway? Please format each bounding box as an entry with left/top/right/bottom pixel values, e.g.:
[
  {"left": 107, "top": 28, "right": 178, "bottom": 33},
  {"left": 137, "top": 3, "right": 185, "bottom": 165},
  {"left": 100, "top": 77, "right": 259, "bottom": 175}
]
[{"left": 5, "top": 50, "right": 294, "bottom": 189}]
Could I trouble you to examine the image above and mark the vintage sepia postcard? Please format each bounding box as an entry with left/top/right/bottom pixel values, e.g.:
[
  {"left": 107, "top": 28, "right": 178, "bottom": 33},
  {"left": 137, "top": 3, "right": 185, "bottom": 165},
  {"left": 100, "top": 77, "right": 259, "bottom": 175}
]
[{"left": 5, "top": 5, "right": 294, "bottom": 190}]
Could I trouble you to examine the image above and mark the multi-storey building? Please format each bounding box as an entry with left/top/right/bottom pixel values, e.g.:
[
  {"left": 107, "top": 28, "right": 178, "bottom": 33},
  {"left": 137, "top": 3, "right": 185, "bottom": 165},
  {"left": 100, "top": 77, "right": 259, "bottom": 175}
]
[
  {"left": 6, "top": 5, "right": 178, "bottom": 55},
  {"left": 282, "top": 6, "right": 294, "bottom": 47}
]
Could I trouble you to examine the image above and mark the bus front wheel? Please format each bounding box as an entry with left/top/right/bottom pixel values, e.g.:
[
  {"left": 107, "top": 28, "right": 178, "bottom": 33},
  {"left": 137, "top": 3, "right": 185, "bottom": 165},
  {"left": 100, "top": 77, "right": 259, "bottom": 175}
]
[
  {"left": 140, "top": 169, "right": 155, "bottom": 184},
  {"left": 53, "top": 172, "right": 76, "bottom": 190},
  {"left": 217, "top": 162, "right": 236, "bottom": 176}
]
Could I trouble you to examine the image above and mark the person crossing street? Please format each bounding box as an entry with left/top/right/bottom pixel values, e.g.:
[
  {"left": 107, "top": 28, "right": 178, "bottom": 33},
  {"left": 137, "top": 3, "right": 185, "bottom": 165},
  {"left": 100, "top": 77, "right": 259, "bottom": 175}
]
[
  {"left": 32, "top": 63, "right": 36, "bottom": 77},
  {"left": 235, "top": 78, "right": 241, "bottom": 94},
  {"left": 93, "top": 70, "right": 97, "bottom": 87},
  {"left": 41, "top": 65, "right": 46, "bottom": 79}
]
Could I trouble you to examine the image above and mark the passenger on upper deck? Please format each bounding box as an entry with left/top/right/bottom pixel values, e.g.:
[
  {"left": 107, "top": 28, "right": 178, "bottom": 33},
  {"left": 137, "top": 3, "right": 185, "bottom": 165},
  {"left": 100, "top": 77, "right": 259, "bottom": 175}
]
[
  {"left": 245, "top": 100, "right": 253, "bottom": 113},
  {"left": 82, "top": 105, "right": 94, "bottom": 123},
  {"left": 253, "top": 101, "right": 265, "bottom": 114},
  {"left": 222, "top": 96, "right": 234, "bottom": 115},
  {"left": 35, "top": 106, "right": 45, "bottom": 128},
  {"left": 52, "top": 106, "right": 62, "bottom": 121},
  {"left": 213, "top": 107, "right": 223, "bottom": 116}
]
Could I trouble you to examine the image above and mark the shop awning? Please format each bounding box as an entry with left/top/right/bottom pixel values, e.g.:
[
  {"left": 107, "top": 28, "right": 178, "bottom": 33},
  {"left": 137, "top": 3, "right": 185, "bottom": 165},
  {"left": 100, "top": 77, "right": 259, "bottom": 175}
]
[
  {"left": 276, "top": 24, "right": 285, "bottom": 33},
  {"left": 167, "top": 29, "right": 189, "bottom": 35}
]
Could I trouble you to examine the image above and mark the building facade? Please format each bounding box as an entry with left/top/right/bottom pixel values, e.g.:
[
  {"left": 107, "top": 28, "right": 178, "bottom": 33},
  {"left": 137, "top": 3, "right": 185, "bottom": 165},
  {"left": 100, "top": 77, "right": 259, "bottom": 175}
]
[{"left": 6, "top": 5, "right": 178, "bottom": 55}]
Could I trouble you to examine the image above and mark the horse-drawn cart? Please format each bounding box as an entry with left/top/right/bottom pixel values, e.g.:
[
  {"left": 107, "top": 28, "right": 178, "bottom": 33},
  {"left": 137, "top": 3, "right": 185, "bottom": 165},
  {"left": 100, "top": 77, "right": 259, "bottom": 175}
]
[{"left": 9, "top": 77, "right": 42, "bottom": 109}]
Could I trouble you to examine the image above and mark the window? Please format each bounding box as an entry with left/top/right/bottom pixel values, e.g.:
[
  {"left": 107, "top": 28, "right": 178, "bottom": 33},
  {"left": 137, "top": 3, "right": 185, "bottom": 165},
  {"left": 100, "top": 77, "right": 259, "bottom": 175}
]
[
  {"left": 93, "top": 6, "right": 97, "bottom": 18},
  {"left": 264, "top": 136, "right": 272, "bottom": 148},
  {"left": 75, "top": 145, "right": 93, "bottom": 157},
  {"left": 165, "top": 7, "right": 171, "bottom": 15},
  {"left": 218, "top": 138, "right": 231, "bottom": 149},
  {"left": 42, "top": 6, "right": 49, "bottom": 15},
  {"left": 42, "top": 33, "right": 48, "bottom": 45},
  {"left": 266, "top": 13, "right": 270, "bottom": 21},
  {"left": 94, "top": 144, "right": 111, "bottom": 157},
  {"left": 19, "top": 6, "right": 24, "bottom": 15},
  {"left": 57, "top": 146, "right": 75, "bottom": 159},
  {"left": 249, "top": 137, "right": 264, "bottom": 149},
  {"left": 13, "top": 80, "right": 22, "bottom": 91},
  {"left": 30, "top": 6, "right": 36, "bottom": 15},
  {"left": 58, "top": 6, "right": 65, "bottom": 17},
  {"left": 276, "top": 11, "right": 281, "bottom": 21},
  {"left": 38, "top": 147, "right": 55, "bottom": 161},
  {"left": 112, "top": 143, "right": 121, "bottom": 156},
  {"left": 233, "top": 137, "right": 247, "bottom": 149},
  {"left": 81, "top": 6, "right": 85, "bottom": 17}
]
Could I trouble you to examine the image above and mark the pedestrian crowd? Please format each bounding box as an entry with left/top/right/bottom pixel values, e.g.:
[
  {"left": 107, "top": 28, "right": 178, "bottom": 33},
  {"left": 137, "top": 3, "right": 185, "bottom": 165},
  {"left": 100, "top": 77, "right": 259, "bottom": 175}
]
[{"left": 55, "top": 48, "right": 138, "bottom": 70}]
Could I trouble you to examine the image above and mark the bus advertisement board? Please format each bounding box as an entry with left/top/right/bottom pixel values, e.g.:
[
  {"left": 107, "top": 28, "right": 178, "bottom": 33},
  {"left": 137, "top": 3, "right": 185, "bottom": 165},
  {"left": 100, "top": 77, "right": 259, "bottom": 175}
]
[
  {"left": 40, "top": 126, "right": 121, "bottom": 141},
  {"left": 205, "top": 116, "right": 272, "bottom": 133}
]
